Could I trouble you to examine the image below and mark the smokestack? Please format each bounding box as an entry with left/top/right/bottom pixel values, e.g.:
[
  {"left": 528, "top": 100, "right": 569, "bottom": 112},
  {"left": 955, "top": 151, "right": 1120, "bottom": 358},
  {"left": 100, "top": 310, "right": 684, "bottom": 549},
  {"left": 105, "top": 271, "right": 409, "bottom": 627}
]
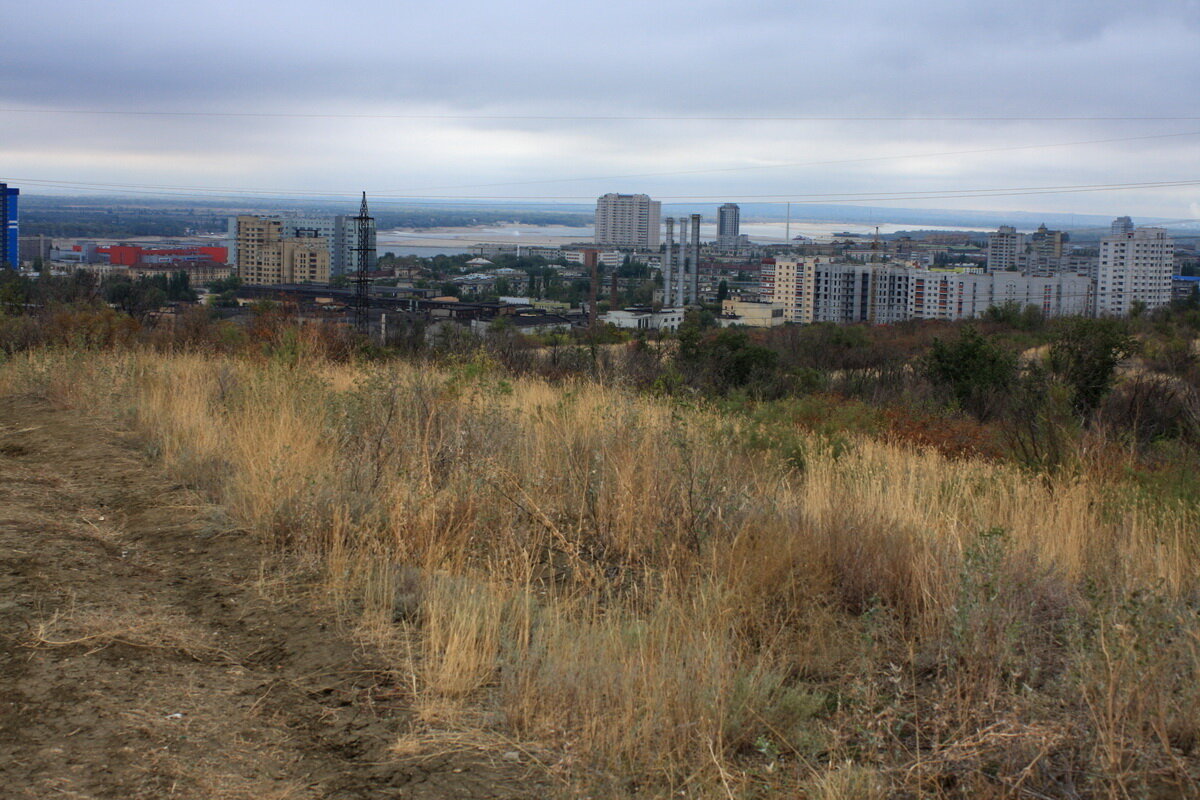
[
  {"left": 587, "top": 250, "right": 598, "bottom": 329},
  {"left": 677, "top": 217, "right": 688, "bottom": 308},
  {"left": 690, "top": 214, "right": 701, "bottom": 306},
  {"left": 663, "top": 217, "right": 674, "bottom": 307}
]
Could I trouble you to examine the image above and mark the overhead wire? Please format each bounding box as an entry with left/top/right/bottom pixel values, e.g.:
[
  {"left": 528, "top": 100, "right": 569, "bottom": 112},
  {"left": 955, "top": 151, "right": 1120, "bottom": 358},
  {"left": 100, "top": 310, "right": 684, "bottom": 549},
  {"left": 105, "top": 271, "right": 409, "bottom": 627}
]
[{"left": 4, "top": 107, "right": 1200, "bottom": 122}]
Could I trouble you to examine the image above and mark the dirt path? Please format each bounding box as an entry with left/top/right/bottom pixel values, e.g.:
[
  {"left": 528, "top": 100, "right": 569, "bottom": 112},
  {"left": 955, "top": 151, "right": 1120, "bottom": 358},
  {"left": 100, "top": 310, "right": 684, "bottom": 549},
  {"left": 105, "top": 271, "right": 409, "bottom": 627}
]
[{"left": 0, "top": 396, "right": 552, "bottom": 800}]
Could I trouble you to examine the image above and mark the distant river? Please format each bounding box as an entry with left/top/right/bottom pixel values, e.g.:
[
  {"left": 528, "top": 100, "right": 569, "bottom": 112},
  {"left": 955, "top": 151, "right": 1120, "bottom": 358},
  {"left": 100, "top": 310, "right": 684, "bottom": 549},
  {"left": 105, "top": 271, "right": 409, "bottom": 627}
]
[{"left": 375, "top": 220, "right": 990, "bottom": 255}]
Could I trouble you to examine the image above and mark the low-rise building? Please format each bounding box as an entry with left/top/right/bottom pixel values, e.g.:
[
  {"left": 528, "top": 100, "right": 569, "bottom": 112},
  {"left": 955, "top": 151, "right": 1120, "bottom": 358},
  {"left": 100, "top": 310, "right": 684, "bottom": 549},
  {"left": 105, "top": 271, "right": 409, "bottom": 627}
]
[
  {"left": 719, "top": 299, "right": 786, "bottom": 327},
  {"left": 564, "top": 249, "right": 625, "bottom": 269},
  {"left": 470, "top": 313, "right": 574, "bottom": 336},
  {"left": 602, "top": 306, "right": 685, "bottom": 331},
  {"left": 468, "top": 244, "right": 563, "bottom": 261},
  {"left": 129, "top": 263, "right": 234, "bottom": 284},
  {"left": 1171, "top": 275, "right": 1200, "bottom": 302}
]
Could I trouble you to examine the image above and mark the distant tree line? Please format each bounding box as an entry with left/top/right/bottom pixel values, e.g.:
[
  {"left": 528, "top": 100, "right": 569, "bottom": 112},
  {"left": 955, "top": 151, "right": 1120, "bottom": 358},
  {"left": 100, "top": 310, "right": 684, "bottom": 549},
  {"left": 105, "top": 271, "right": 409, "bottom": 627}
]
[
  {"left": 20, "top": 209, "right": 227, "bottom": 238},
  {"left": 20, "top": 205, "right": 592, "bottom": 239}
]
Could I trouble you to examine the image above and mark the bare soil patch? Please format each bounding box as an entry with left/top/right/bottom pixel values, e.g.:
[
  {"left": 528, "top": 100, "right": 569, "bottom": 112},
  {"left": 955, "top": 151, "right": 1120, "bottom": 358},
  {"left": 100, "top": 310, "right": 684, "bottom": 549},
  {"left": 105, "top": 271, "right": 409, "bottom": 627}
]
[{"left": 0, "top": 397, "right": 551, "bottom": 799}]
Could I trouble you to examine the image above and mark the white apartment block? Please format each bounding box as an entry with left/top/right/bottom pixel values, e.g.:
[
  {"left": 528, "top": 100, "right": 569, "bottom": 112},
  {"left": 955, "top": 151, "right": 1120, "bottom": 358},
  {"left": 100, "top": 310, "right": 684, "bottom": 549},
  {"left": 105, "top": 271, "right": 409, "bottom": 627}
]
[
  {"left": 469, "top": 244, "right": 563, "bottom": 261},
  {"left": 989, "top": 272, "right": 1093, "bottom": 317},
  {"left": 761, "top": 258, "right": 1092, "bottom": 325},
  {"left": 1096, "top": 227, "right": 1173, "bottom": 316},
  {"left": 563, "top": 250, "right": 625, "bottom": 268},
  {"left": 986, "top": 226, "right": 1026, "bottom": 272},
  {"left": 594, "top": 193, "right": 661, "bottom": 249}
]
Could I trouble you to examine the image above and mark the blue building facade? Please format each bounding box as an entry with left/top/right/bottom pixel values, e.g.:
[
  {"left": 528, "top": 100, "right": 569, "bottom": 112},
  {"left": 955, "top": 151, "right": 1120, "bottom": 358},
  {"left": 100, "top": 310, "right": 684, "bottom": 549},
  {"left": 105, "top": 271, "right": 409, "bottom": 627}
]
[{"left": 0, "top": 183, "right": 17, "bottom": 268}]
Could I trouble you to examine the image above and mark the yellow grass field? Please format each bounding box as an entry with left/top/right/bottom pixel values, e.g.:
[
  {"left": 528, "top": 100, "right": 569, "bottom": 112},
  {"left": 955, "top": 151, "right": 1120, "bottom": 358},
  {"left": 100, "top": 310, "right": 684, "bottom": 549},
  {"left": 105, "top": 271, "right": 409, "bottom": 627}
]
[{"left": 5, "top": 345, "right": 1198, "bottom": 798}]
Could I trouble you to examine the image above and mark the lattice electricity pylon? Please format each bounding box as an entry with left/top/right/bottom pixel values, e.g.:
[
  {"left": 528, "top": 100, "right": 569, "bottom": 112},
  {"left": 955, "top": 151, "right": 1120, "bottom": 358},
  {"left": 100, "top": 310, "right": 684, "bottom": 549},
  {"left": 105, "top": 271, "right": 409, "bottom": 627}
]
[{"left": 351, "top": 192, "right": 374, "bottom": 333}]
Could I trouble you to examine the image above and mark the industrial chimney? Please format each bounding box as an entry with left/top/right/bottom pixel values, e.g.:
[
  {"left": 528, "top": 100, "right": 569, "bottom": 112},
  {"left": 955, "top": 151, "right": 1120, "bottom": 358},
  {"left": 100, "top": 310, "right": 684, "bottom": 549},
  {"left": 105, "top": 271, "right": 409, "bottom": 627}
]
[
  {"left": 663, "top": 217, "right": 674, "bottom": 307},
  {"left": 690, "top": 214, "right": 701, "bottom": 306},
  {"left": 676, "top": 217, "right": 688, "bottom": 308}
]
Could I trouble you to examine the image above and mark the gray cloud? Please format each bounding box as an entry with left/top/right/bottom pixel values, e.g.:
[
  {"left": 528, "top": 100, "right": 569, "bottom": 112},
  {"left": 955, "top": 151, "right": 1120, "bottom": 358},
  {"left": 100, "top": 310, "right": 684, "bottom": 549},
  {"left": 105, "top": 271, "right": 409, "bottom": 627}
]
[{"left": 2, "top": 0, "right": 1199, "bottom": 217}]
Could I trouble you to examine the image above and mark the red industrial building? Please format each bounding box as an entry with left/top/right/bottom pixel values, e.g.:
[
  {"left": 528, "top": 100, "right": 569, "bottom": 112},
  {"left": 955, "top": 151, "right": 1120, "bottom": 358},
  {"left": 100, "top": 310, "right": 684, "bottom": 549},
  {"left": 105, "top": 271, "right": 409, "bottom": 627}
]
[{"left": 73, "top": 244, "right": 228, "bottom": 266}]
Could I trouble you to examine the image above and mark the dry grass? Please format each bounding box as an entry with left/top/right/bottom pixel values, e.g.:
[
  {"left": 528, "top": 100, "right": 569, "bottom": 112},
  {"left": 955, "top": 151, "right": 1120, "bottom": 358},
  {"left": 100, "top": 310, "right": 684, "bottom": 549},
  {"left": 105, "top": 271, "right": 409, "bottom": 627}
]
[
  {"left": 25, "top": 602, "right": 232, "bottom": 663},
  {"left": 5, "top": 345, "right": 1199, "bottom": 798}
]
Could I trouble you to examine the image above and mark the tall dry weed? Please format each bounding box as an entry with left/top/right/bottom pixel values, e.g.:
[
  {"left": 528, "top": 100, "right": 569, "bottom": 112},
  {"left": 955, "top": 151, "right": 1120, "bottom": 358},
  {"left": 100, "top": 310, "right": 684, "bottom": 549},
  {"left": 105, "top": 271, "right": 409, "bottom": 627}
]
[{"left": 6, "top": 347, "right": 1199, "bottom": 797}]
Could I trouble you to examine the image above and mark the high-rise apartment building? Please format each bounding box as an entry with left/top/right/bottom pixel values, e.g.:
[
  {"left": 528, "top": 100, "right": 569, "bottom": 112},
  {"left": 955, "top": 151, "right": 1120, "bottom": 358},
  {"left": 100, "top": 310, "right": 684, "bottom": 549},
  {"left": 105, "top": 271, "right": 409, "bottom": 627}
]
[
  {"left": 594, "top": 193, "right": 661, "bottom": 249},
  {"left": 1111, "top": 216, "right": 1134, "bottom": 236},
  {"left": 227, "top": 214, "right": 374, "bottom": 276},
  {"left": 0, "top": 183, "right": 18, "bottom": 268},
  {"left": 235, "top": 216, "right": 330, "bottom": 285},
  {"left": 1031, "top": 224, "right": 1066, "bottom": 259},
  {"left": 717, "top": 203, "right": 740, "bottom": 245},
  {"left": 759, "top": 257, "right": 820, "bottom": 323},
  {"left": 986, "top": 225, "right": 1026, "bottom": 272},
  {"left": 1096, "top": 227, "right": 1173, "bottom": 316}
]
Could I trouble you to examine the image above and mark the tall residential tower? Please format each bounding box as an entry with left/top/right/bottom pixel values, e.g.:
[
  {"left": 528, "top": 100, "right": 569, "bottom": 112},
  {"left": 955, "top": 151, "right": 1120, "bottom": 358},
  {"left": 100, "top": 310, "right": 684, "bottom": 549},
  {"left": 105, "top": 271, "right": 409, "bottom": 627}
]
[
  {"left": 0, "top": 183, "right": 18, "bottom": 268},
  {"left": 1096, "top": 227, "right": 1173, "bottom": 316},
  {"left": 234, "top": 216, "right": 330, "bottom": 285},
  {"left": 1111, "top": 216, "right": 1134, "bottom": 236},
  {"left": 594, "top": 193, "right": 661, "bottom": 249},
  {"left": 226, "top": 213, "right": 375, "bottom": 276},
  {"left": 717, "top": 203, "right": 740, "bottom": 246},
  {"left": 986, "top": 225, "right": 1025, "bottom": 272}
]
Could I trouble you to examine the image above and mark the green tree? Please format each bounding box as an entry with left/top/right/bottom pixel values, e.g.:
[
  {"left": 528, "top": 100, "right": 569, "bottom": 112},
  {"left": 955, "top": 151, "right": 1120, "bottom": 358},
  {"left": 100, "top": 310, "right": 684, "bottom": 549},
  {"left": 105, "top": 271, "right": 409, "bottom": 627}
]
[
  {"left": 923, "top": 326, "right": 1017, "bottom": 420},
  {"left": 1049, "top": 318, "right": 1138, "bottom": 417},
  {"left": 0, "top": 271, "right": 30, "bottom": 314},
  {"left": 207, "top": 290, "right": 240, "bottom": 308},
  {"left": 207, "top": 275, "right": 242, "bottom": 293},
  {"left": 165, "top": 271, "right": 196, "bottom": 302},
  {"left": 678, "top": 326, "right": 779, "bottom": 395},
  {"left": 716, "top": 279, "right": 729, "bottom": 303}
]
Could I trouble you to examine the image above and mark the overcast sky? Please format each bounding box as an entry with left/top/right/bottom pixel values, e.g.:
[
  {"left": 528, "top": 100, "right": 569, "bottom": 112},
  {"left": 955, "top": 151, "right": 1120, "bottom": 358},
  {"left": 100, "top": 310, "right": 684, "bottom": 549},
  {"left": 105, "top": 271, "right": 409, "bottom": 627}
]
[{"left": 3, "top": 0, "right": 1199, "bottom": 220}]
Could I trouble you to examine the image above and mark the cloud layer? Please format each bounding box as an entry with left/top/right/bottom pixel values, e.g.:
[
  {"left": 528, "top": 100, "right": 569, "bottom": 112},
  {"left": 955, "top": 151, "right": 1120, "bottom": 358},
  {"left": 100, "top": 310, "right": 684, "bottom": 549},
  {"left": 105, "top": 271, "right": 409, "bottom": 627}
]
[{"left": 3, "top": 0, "right": 1199, "bottom": 218}]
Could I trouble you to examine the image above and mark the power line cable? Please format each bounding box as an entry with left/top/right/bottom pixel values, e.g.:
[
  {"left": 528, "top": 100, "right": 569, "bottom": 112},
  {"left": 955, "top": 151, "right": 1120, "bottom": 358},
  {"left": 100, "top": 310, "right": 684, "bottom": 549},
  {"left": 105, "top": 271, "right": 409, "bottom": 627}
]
[{"left": 4, "top": 107, "right": 1200, "bottom": 122}]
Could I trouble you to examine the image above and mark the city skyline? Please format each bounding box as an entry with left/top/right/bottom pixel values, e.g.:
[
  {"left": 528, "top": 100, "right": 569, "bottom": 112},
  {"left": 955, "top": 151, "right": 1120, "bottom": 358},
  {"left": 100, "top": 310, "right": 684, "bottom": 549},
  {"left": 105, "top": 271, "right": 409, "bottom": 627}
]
[{"left": 2, "top": 1, "right": 1200, "bottom": 219}]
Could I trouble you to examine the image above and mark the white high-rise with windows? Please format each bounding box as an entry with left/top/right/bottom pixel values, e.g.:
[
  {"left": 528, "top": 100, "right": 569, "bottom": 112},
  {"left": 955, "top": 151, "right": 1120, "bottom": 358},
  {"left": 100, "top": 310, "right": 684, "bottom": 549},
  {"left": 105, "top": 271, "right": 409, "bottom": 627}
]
[
  {"left": 594, "top": 193, "right": 661, "bottom": 249},
  {"left": 1096, "top": 227, "right": 1173, "bottom": 316},
  {"left": 986, "top": 225, "right": 1026, "bottom": 272}
]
